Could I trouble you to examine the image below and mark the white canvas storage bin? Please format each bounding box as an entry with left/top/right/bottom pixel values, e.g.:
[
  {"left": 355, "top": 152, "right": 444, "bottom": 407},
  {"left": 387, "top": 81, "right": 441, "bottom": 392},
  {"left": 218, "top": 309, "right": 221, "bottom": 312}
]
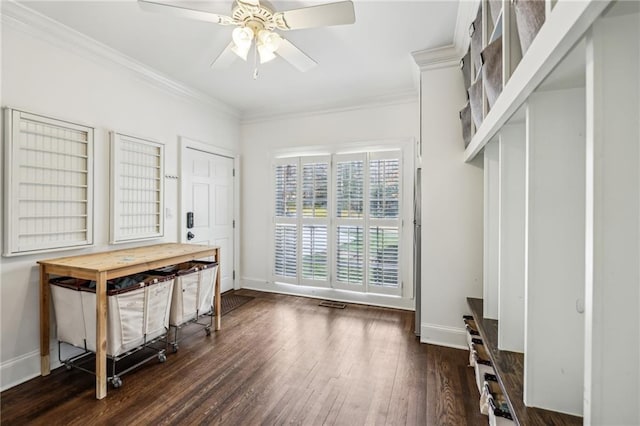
[
  {"left": 153, "top": 261, "right": 218, "bottom": 326},
  {"left": 471, "top": 340, "right": 495, "bottom": 393},
  {"left": 51, "top": 275, "right": 174, "bottom": 356},
  {"left": 50, "top": 278, "right": 89, "bottom": 348},
  {"left": 82, "top": 274, "right": 174, "bottom": 356}
]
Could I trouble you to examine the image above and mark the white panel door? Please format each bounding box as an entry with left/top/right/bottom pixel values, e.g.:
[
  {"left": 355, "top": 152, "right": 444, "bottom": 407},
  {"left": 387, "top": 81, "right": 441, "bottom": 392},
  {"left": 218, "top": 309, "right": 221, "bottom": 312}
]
[{"left": 182, "top": 148, "right": 234, "bottom": 293}]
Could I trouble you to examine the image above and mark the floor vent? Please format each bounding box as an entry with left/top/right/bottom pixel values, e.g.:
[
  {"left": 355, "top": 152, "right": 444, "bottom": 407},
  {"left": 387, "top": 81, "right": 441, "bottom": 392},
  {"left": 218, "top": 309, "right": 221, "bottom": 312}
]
[{"left": 319, "top": 301, "right": 347, "bottom": 309}]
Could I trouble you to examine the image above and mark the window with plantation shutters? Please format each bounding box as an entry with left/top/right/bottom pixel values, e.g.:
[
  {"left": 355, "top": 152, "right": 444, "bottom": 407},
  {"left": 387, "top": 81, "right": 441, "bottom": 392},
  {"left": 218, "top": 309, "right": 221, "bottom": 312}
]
[
  {"left": 3, "top": 109, "right": 94, "bottom": 256},
  {"left": 334, "top": 153, "right": 366, "bottom": 288},
  {"left": 273, "top": 159, "right": 299, "bottom": 283},
  {"left": 367, "top": 153, "right": 401, "bottom": 289},
  {"left": 272, "top": 150, "right": 403, "bottom": 296}
]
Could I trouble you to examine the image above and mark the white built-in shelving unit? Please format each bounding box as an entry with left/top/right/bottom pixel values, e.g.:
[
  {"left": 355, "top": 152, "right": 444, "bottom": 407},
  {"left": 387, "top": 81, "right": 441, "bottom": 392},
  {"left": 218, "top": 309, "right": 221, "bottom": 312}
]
[{"left": 464, "top": 0, "right": 639, "bottom": 424}]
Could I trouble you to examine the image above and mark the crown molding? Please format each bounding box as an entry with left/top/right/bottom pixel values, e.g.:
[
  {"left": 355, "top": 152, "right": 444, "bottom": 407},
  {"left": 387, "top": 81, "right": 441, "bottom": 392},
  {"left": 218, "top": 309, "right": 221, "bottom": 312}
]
[
  {"left": 241, "top": 88, "right": 418, "bottom": 125},
  {"left": 411, "top": 0, "right": 480, "bottom": 72},
  {"left": 411, "top": 44, "right": 461, "bottom": 71},
  {"left": 1, "top": 0, "right": 239, "bottom": 119}
]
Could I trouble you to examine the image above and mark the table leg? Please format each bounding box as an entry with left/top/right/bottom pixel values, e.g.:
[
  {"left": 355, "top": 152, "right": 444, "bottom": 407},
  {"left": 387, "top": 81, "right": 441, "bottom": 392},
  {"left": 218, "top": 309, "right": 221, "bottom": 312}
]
[
  {"left": 214, "top": 249, "right": 221, "bottom": 331},
  {"left": 96, "top": 271, "right": 108, "bottom": 399},
  {"left": 39, "top": 265, "right": 50, "bottom": 376}
]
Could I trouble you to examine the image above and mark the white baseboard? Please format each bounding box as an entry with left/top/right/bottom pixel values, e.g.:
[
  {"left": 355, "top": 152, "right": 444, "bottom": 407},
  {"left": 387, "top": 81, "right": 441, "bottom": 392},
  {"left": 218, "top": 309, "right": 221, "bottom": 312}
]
[
  {"left": 420, "top": 323, "right": 468, "bottom": 350},
  {"left": 0, "top": 349, "right": 41, "bottom": 391},
  {"left": 241, "top": 278, "right": 415, "bottom": 311},
  {"left": 1, "top": 346, "right": 68, "bottom": 392}
]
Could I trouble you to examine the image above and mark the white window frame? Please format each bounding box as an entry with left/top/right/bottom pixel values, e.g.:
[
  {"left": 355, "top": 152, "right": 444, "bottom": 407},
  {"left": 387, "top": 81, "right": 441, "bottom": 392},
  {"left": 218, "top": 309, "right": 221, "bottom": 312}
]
[
  {"left": 3, "top": 108, "right": 94, "bottom": 256},
  {"left": 109, "top": 132, "right": 165, "bottom": 244}
]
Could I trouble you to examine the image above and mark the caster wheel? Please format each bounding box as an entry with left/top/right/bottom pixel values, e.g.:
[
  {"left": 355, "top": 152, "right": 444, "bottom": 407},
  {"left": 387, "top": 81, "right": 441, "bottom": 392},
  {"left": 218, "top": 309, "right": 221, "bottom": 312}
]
[
  {"left": 158, "top": 353, "right": 167, "bottom": 363},
  {"left": 65, "top": 363, "right": 72, "bottom": 371},
  {"left": 205, "top": 326, "right": 211, "bottom": 336},
  {"left": 172, "top": 343, "right": 179, "bottom": 353},
  {"left": 111, "top": 376, "right": 123, "bottom": 388}
]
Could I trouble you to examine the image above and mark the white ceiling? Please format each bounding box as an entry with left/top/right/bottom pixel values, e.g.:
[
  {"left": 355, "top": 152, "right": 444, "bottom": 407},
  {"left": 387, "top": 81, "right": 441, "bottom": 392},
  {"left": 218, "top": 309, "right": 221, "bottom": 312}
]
[{"left": 19, "top": 0, "right": 460, "bottom": 119}]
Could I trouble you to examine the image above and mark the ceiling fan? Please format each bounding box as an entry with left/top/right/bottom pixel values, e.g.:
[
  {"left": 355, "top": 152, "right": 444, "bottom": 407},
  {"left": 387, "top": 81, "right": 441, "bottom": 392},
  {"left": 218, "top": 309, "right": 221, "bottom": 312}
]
[{"left": 138, "top": 0, "right": 356, "bottom": 74}]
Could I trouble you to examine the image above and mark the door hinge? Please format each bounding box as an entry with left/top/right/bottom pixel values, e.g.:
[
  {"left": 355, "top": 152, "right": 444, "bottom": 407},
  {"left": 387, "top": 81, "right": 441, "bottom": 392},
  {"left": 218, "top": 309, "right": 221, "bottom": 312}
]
[
  {"left": 232, "top": 168, "right": 235, "bottom": 177},
  {"left": 232, "top": 219, "right": 236, "bottom": 228},
  {"left": 233, "top": 270, "right": 236, "bottom": 280}
]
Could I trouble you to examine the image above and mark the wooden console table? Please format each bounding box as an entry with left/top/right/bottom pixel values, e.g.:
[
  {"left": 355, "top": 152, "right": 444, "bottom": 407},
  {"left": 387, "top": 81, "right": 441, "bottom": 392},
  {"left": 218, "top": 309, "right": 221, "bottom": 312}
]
[{"left": 38, "top": 243, "right": 220, "bottom": 400}]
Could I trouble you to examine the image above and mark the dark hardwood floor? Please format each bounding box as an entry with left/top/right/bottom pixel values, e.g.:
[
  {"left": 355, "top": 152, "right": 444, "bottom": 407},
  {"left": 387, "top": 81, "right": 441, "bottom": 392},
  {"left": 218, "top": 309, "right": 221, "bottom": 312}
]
[{"left": 1, "top": 290, "right": 484, "bottom": 425}]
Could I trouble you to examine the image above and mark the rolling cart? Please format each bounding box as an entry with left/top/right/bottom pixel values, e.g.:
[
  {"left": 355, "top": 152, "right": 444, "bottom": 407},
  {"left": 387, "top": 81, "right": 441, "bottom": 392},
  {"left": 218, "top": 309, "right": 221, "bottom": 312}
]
[
  {"left": 50, "top": 273, "right": 174, "bottom": 388},
  {"left": 151, "top": 261, "right": 218, "bottom": 352}
]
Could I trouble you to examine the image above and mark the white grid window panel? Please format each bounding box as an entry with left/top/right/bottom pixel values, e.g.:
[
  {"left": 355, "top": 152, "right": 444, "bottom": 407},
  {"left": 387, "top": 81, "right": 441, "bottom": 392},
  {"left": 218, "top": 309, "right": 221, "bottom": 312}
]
[
  {"left": 110, "top": 132, "right": 164, "bottom": 244},
  {"left": 3, "top": 109, "right": 94, "bottom": 256}
]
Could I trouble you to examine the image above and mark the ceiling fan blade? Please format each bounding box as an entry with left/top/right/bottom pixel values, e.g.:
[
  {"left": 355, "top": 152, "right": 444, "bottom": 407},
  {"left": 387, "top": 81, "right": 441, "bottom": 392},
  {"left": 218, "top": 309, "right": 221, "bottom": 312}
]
[
  {"left": 236, "top": 0, "right": 261, "bottom": 15},
  {"left": 276, "top": 38, "right": 317, "bottom": 72},
  {"left": 138, "top": 0, "right": 236, "bottom": 25},
  {"left": 237, "top": 0, "right": 260, "bottom": 7},
  {"left": 274, "top": 1, "right": 355, "bottom": 30},
  {"left": 211, "top": 42, "right": 239, "bottom": 69}
]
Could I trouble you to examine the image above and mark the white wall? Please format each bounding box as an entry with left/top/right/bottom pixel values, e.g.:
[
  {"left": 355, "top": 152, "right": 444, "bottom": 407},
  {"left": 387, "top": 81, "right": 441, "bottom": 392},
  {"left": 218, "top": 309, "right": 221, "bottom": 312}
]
[
  {"left": 419, "top": 64, "right": 484, "bottom": 348},
  {"left": 240, "top": 101, "right": 419, "bottom": 309},
  {"left": 0, "top": 22, "right": 239, "bottom": 390},
  {"left": 524, "top": 88, "right": 585, "bottom": 415}
]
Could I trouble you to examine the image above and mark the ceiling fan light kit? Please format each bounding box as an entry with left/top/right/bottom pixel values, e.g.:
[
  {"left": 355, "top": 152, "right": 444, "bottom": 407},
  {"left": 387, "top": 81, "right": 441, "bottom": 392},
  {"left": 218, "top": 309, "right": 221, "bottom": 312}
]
[{"left": 138, "top": 0, "right": 355, "bottom": 75}]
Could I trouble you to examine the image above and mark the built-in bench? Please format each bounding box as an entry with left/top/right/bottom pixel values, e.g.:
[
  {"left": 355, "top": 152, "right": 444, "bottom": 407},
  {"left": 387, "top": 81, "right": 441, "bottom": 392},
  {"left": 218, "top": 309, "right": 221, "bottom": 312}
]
[{"left": 466, "top": 298, "right": 582, "bottom": 426}]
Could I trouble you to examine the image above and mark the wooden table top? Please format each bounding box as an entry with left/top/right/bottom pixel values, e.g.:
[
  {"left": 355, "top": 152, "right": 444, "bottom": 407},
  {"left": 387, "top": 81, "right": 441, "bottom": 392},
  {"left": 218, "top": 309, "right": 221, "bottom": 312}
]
[{"left": 38, "top": 243, "right": 218, "bottom": 273}]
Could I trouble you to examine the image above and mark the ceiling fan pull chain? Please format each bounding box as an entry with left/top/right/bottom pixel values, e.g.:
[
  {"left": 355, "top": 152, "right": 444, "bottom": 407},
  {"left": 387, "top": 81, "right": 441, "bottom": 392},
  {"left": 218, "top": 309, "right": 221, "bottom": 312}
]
[{"left": 253, "top": 41, "right": 259, "bottom": 80}]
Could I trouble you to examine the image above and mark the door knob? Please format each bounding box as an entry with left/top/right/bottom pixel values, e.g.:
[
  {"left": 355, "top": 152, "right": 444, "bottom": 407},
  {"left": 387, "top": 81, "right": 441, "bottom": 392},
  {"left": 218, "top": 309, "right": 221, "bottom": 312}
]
[{"left": 187, "top": 231, "right": 195, "bottom": 241}]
